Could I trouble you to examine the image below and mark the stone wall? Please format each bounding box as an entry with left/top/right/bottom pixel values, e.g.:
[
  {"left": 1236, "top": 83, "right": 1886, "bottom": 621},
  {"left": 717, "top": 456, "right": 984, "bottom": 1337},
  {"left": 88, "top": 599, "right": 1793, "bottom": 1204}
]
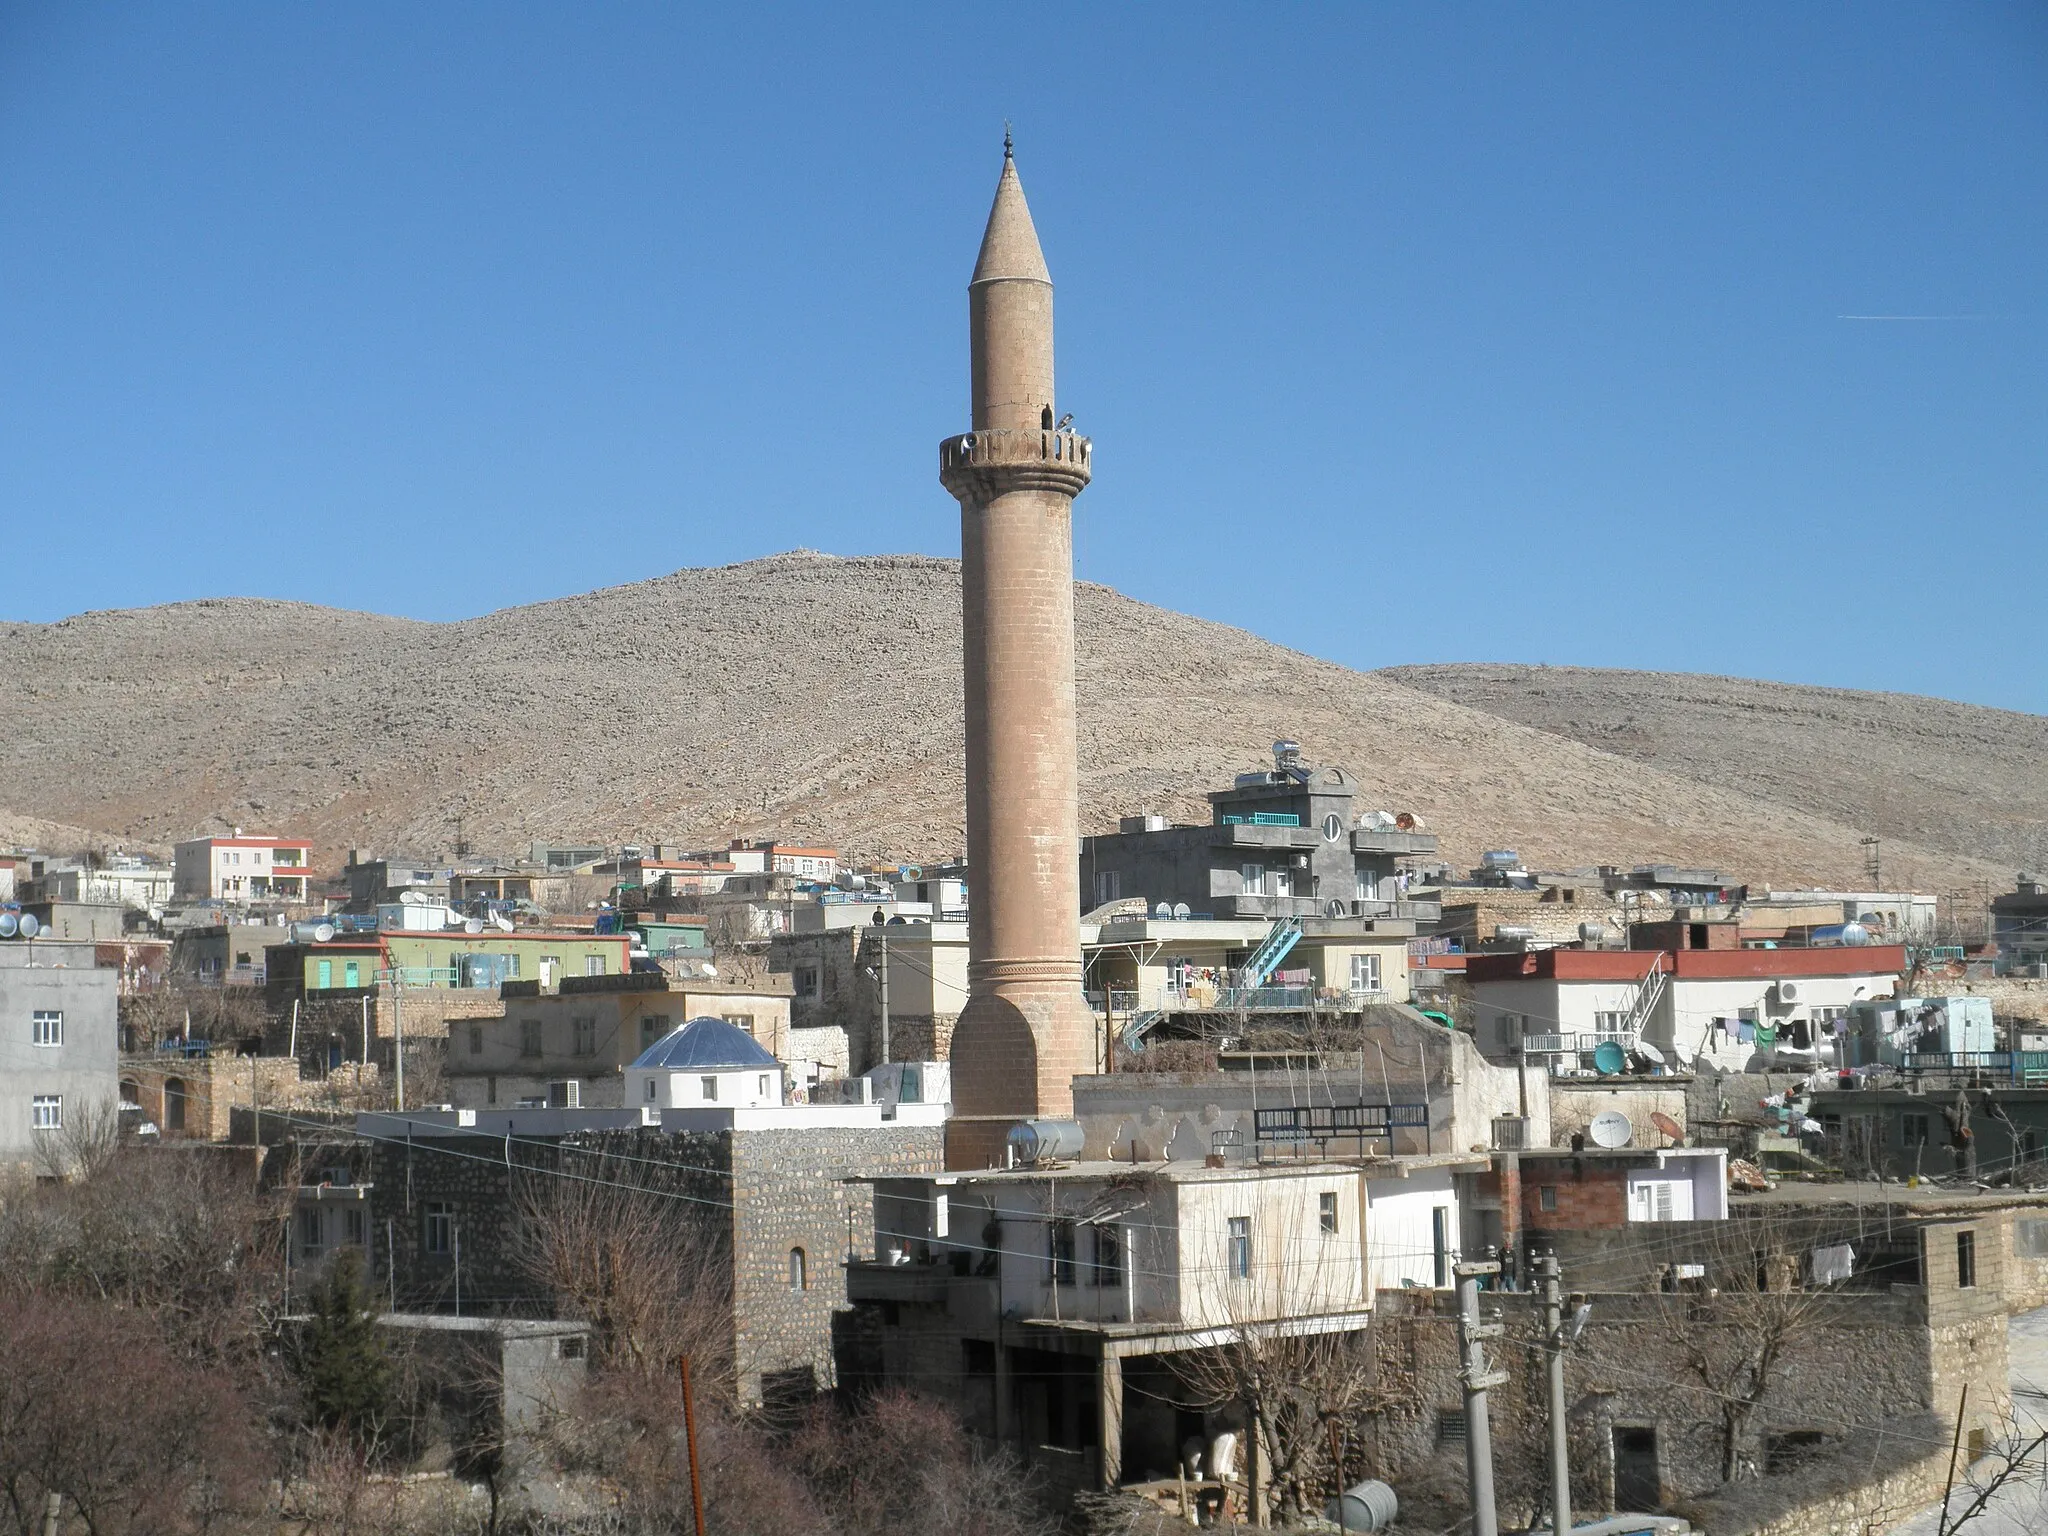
[
  {"left": 363, "top": 1118, "right": 944, "bottom": 1403},
  {"left": 1367, "top": 1277, "right": 2003, "bottom": 1533}
]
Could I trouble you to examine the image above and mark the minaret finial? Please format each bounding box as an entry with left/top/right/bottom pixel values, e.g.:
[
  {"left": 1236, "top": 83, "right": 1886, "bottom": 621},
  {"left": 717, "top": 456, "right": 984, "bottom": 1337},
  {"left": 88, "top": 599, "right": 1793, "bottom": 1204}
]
[{"left": 1003, "top": 122, "right": 1013, "bottom": 160}]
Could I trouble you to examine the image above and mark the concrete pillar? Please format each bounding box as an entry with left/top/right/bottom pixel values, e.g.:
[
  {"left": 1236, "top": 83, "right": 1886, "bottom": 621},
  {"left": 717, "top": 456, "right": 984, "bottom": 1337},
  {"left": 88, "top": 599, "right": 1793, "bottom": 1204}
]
[{"left": 1098, "top": 1349, "right": 1124, "bottom": 1488}]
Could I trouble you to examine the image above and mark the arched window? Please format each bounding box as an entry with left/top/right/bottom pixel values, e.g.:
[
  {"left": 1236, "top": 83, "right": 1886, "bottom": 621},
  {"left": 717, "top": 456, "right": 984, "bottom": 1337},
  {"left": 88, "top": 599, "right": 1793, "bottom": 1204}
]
[
  {"left": 789, "top": 1247, "right": 808, "bottom": 1292},
  {"left": 164, "top": 1077, "right": 187, "bottom": 1133}
]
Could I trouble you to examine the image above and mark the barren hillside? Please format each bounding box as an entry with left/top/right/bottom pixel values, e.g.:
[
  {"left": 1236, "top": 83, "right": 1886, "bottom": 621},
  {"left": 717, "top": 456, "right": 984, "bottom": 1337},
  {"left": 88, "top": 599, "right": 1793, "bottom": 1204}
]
[
  {"left": 1383, "top": 663, "right": 2048, "bottom": 886},
  {"left": 0, "top": 553, "right": 2022, "bottom": 893}
]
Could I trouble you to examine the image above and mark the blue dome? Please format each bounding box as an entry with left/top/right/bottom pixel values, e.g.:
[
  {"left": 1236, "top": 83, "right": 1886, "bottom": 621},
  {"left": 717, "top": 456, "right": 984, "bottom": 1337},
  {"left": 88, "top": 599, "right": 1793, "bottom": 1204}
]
[{"left": 631, "top": 1016, "right": 780, "bottom": 1071}]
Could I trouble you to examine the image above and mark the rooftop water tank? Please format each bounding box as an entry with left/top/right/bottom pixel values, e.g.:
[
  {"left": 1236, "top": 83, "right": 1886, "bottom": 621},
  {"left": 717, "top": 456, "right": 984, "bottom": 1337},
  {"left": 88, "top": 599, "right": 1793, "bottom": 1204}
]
[{"left": 1007, "top": 1119, "right": 1085, "bottom": 1165}]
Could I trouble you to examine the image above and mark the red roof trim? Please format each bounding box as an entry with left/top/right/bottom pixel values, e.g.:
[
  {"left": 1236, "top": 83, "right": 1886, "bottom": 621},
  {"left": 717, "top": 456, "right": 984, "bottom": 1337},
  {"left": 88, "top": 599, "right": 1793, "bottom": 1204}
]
[{"left": 1466, "top": 944, "right": 1906, "bottom": 984}]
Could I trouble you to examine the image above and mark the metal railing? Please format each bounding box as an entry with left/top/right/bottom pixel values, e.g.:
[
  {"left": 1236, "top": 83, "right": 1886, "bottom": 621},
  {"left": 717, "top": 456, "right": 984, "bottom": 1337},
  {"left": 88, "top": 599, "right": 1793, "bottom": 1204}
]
[
  {"left": 1898, "top": 1051, "right": 2048, "bottom": 1086},
  {"left": 1254, "top": 1102, "right": 1430, "bottom": 1158}
]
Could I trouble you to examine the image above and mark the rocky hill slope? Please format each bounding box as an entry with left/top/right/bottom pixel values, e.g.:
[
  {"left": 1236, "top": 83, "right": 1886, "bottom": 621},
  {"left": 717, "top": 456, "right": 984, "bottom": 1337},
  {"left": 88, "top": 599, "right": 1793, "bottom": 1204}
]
[{"left": 0, "top": 553, "right": 2025, "bottom": 893}]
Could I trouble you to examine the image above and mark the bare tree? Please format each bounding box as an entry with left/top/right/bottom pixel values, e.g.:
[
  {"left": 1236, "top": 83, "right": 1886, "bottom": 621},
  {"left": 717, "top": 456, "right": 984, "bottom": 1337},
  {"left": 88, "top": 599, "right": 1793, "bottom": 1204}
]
[
  {"left": 512, "top": 1152, "right": 735, "bottom": 1387},
  {"left": 31, "top": 1093, "right": 124, "bottom": 1182}
]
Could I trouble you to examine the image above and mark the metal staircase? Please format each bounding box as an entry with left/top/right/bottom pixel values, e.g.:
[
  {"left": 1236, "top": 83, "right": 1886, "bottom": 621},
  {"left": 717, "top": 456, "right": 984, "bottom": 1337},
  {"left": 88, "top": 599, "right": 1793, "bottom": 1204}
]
[
  {"left": 1622, "top": 957, "right": 1668, "bottom": 1043},
  {"left": 1240, "top": 916, "right": 1304, "bottom": 988}
]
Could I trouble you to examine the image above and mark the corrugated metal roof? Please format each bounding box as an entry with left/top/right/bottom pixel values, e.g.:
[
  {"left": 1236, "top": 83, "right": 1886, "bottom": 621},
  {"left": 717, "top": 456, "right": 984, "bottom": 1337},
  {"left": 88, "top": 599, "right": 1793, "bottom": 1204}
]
[{"left": 630, "top": 1016, "right": 779, "bottom": 1070}]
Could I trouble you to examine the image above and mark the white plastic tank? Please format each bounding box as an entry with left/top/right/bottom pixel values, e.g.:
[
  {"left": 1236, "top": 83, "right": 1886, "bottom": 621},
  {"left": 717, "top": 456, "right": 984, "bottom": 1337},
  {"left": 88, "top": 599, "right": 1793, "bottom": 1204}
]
[{"left": 1325, "top": 1480, "right": 1398, "bottom": 1531}]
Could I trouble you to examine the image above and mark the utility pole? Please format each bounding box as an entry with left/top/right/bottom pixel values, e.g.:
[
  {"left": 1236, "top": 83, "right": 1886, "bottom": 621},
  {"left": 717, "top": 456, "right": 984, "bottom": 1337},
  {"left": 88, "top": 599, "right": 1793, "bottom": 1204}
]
[
  {"left": 1538, "top": 1252, "right": 1571, "bottom": 1536},
  {"left": 393, "top": 983, "right": 406, "bottom": 1112},
  {"left": 1455, "top": 1261, "right": 1505, "bottom": 1536},
  {"left": 679, "top": 1356, "right": 708, "bottom": 1536},
  {"left": 877, "top": 929, "right": 891, "bottom": 1067}
]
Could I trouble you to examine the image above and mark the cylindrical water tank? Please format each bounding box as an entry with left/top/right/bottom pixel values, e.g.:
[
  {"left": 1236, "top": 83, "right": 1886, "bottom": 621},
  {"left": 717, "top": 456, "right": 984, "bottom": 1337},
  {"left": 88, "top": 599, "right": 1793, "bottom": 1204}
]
[
  {"left": 1495, "top": 925, "right": 1536, "bottom": 941},
  {"left": 1579, "top": 922, "right": 1608, "bottom": 943},
  {"left": 1325, "top": 1480, "right": 1398, "bottom": 1532},
  {"left": 1007, "top": 1119, "right": 1086, "bottom": 1164}
]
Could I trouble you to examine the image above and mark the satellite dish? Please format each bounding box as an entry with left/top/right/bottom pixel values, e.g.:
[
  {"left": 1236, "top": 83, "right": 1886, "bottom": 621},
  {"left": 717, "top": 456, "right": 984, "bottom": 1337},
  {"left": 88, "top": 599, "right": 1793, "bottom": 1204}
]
[
  {"left": 312, "top": 922, "right": 336, "bottom": 944},
  {"left": 0, "top": 913, "right": 16, "bottom": 938},
  {"left": 1592, "top": 1040, "right": 1627, "bottom": 1075},
  {"left": 1172, "top": 902, "right": 1191, "bottom": 920},
  {"left": 464, "top": 917, "right": 485, "bottom": 934},
  {"left": 1154, "top": 902, "right": 1172, "bottom": 918},
  {"left": 1588, "top": 1110, "right": 1634, "bottom": 1149},
  {"left": 700, "top": 961, "right": 717, "bottom": 977},
  {"left": 1651, "top": 1111, "right": 1686, "bottom": 1144},
  {"left": 16, "top": 914, "right": 38, "bottom": 939},
  {"left": 1633, "top": 1040, "right": 1666, "bottom": 1065},
  {"left": 491, "top": 910, "right": 515, "bottom": 933},
  {"left": 400, "top": 889, "right": 430, "bottom": 905}
]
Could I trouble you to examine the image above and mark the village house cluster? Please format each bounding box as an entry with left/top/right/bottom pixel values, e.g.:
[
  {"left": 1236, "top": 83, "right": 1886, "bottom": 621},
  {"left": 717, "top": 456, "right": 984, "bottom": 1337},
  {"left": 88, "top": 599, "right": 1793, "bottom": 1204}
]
[{"left": 7, "top": 143, "right": 2047, "bottom": 1536}]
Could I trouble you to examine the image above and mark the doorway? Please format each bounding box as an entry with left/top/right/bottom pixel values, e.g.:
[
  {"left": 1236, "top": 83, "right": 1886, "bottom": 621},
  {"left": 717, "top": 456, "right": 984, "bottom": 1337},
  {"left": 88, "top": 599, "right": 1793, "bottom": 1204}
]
[{"left": 1613, "top": 1425, "right": 1660, "bottom": 1510}]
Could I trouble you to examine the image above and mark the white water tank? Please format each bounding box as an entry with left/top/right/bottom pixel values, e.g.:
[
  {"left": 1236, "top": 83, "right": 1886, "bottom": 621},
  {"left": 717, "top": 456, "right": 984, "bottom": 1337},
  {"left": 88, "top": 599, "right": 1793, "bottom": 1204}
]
[{"left": 1325, "top": 1480, "right": 1398, "bottom": 1531}]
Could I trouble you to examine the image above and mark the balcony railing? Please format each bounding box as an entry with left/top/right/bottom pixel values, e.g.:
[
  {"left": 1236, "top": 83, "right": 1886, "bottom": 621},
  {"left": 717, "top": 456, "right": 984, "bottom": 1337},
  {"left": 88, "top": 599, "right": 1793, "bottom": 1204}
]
[
  {"left": 1254, "top": 1101, "right": 1430, "bottom": 1158},
  {"left": 1897, "top": 1051, "right": 2048, "bottom": 1087}
]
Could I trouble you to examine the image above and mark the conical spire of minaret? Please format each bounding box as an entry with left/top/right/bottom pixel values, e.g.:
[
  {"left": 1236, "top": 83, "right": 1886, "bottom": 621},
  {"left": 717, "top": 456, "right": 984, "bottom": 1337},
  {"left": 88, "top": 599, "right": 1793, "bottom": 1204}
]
[{"left": 970, "top": 138, "right": 1052, "bottom": 286}]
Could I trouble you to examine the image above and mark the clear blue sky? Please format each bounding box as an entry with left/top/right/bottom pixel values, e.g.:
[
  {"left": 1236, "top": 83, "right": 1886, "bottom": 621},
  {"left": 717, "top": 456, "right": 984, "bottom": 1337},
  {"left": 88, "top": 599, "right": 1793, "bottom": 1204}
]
[{"left": 4, "top": 6, "right": 2044, "bottom": 711}]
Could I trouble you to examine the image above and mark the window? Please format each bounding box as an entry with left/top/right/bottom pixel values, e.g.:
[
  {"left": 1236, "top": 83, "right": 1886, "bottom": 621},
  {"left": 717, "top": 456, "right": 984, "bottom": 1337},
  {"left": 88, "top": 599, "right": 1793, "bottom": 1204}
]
[
  {"left": 343, "top": 960, "right": 359, "bottom": 987},
  {"left": 31, "top": 1095, "right": 61, "bottom": 1131},
  {"left": 1349, "top": 953, "right": 1381, "bottom": 994},
  {"left": 1093, "top": 1225, "right": 1123, "bottom": 1287},
  {"left": 1540, "top": 1186, "right": 1559, "bottom": 1212},
  {"left": 2018, "top": 1218, "right": 2048, "bottom": 1259},
  {"left": 789, "top": 1247, "right": 809, "bottom": 1291},
  {"left": 298, "top": 1205, "right": 325, "bottom": 1251},
  {"left": 757, "top": 1074, "right": 771, "bottom": 1098},
  {"left": 701, "top": 1076, "right": 719, "bottom": 1102},
  {"left": 794, "top": 967, "right": 820, "bottom": 999},
  {"left": 468, "top": 1025, "right": 483, "bottom": 1056},
  {"left": 1227, "top": 1216, "right": 1251, "bottom": 1280},
  {"left": 31, "top": 1011, "right": 61, "bottom": 1048},
  {"left": 641, "top": 1015, "right": 669, "bottom": 1050},
  {"left": 1903, "top": 1112, "right": 1931, "bottom": 1147},
  {"left": 1322, "top": 812, "right": 1344, "bottom": 843},
  {"left": 1093, "top": 870, "right": 1121, "bottom": 906},
  {"left": 559, "top": 1335, "right": 586, "bottom": 1361},
  {"left": 344, "top": 1208, "right": 366, "bottom": 1246},
  {"left": 572, "top": 1018, "right": 597, "bottom": 1057},
  {"left": 164, "top": 1078, "right": 186, "bottom": 1132},
  {"left": 1593, "top": 1010, "right": 1629, "bottom": 1040},
  {"left": 424, "top": 1202, "right": 453, "bottom": 1256},
  {"left": 1271, "top": 867, "right": 1293, "bottom": 899},
  {"left": 1630, "top": 1181, "right": 1678, "bottom": 1222},
  {"left": 520, "top": 1021, "right": 543, "bottom": 1058},
  {"left": 585, "top": 955, "right": 605, "bottom": 977},
  {"left": 486, "top": 1076, "right": 498, "bottom": 1105},
  {"left": 645, "top": 1077, "right": 658, "bottom": 1102},
  {"left": 1049, "top": 1219, "right": 1078, "bottom": 1286},
  {"left": 1319, "top": 1192, "right": 1340, "bottom": 1235},
  {"left": 723, "top": 1014, "right": 754, "bottom": 1036},
  {"left": 1957, "top": 1230, "right": 1977, "bottom": 1289},
  {"left": 1240, "top": 863, "right": 1265, "bottom": 896}
]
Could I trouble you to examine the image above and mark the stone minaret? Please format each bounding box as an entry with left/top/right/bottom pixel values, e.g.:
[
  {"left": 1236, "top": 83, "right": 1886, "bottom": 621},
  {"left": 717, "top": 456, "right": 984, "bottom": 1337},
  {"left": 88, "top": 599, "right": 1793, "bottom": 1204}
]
[{"left": 939, "top": 138, "right": 1095, "bottom": 1168}]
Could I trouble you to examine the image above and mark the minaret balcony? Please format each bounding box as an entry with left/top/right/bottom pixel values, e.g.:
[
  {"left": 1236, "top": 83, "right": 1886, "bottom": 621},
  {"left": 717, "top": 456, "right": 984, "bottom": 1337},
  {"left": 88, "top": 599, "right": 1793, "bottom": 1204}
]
[{"left": 939, "top": 428, "right": 1092, "bottom": 502}]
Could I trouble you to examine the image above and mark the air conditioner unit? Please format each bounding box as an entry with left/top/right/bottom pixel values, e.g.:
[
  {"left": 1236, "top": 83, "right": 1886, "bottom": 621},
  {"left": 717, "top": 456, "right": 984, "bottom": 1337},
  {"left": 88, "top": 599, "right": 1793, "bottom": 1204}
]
[
  {"left": 1775, "top": 980, "right": 1803, "bottom": 1006},
  {"left": 548, "top": 1079, "right": 581, "bottom": 1109}
]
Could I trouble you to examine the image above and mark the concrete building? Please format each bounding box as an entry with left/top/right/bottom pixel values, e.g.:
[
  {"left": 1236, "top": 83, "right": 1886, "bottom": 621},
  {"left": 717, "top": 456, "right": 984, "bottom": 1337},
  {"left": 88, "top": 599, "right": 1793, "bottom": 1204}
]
[
  {"left": 1083, "top": 912, "right": 1416, "bottom": 1020},
  {"left": 0, "top": 950, "right": 119, "bottom": 1171},
  {"left": 626, "top": 1017, "right": 785, "bottom": 1110},
  {"left": 939, "top": 138, "right": 1097, "bottom": 1166},
  {"left": 1994, "top": 874, "right": 2048, "bottom": 975},
  {"left": 443, "top": 974, "right": 794, "bottom": 1110},
  {"left": 173, "top": 832, "right": 314, "bottom": 902},
  {"left": 270, "top": 929, "right": 631, "bottom": 999},
  {"left": 1463, "top": 943, "right": 1906, "bottom": 1076},
  {"left": 1080, "top": 745, "right": 1440, "bottom": 923},
  {"left": 17, "top": 855, "right": 173, "bottom": 911}
]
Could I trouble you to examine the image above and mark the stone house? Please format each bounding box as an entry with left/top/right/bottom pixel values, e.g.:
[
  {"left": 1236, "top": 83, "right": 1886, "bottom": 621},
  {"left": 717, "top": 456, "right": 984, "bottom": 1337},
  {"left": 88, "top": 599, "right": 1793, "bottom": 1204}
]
[
  {"left": 354, "top": 1101, "right": 945, "bottom": 1403},
  {"left": 1368, "top": 1201, "right": 2013, "bottom": 1530}
]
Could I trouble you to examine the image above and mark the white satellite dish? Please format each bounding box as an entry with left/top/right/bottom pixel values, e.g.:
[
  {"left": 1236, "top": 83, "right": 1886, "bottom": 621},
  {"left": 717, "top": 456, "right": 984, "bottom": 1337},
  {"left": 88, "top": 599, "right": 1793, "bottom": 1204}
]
[
  {"left": 312, "top": 922, "right": 337, "bottom": 944},
  {"left": 400, "top": 889, "right": 431, "bottom": 905},
  {"left": 0, "top": 913, "right": 16, "bottom": 938},
  {"left": 1155, "top": 902, "right": 1172, "bottom": 918},
  {"left": 1172, "top": 902, "right": 1191, "bottom": 920},
  {"left": 1588, "top": 1110, "right": 1634, "bottom": 1149},
  {"left": 464, "top": 917, "right": 485, "bottom": 934},
  {"left": 16, "top": 913, "right": 39, "bottom": 939},
  {"left": 491, "top": 910, "right": 515, "bottom": 933},
  {"left": 1634, "top": 1040, "right": 1666, "bottom": 1065},
  {"left": 700, "top": 961, "right": 717, "bottom": 977}
]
